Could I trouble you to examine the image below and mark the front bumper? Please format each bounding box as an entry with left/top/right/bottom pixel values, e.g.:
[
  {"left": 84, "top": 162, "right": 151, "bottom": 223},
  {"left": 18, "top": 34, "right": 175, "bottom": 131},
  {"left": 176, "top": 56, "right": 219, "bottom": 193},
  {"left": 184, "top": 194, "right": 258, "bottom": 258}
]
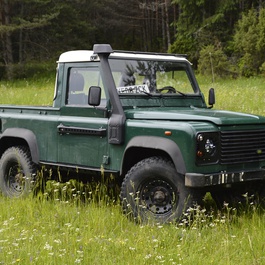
[{"left": 185, "top": 169, "right": 265, "bottom": 187}]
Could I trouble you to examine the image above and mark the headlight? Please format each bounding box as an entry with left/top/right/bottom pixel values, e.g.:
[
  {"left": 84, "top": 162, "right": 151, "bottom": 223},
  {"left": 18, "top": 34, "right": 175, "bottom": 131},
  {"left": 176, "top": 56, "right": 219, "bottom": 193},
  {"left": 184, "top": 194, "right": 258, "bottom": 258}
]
[
  {"left": 205, "top": 139, "right": 216, "bottom": 155},
  {"left": 196, "top": 132, "right": 219, "bottom": 165}
]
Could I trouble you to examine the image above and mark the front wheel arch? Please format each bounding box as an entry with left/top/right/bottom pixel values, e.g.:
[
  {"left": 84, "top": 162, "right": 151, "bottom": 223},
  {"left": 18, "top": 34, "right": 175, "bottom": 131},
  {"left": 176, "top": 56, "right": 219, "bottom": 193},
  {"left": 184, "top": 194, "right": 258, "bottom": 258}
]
[{"left": 121, "top": 136, "right": 186, "bottom": 176}]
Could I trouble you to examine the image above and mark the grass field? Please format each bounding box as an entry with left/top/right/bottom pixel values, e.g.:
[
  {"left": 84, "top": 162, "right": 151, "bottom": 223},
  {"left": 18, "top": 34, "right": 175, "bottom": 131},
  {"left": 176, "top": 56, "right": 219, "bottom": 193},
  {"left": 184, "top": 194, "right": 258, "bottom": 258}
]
[
  {"left": 197, "top": 75, "right": 265, "bottom": 116},
  {"left": 0, "top": 76, "right": 55, "bottom": 106},
  {"left": 0, "top": 183, "right": 264, "bottom": 265},
  {"left": 0, "top": 74, "right": 265, "bottom": 264}
]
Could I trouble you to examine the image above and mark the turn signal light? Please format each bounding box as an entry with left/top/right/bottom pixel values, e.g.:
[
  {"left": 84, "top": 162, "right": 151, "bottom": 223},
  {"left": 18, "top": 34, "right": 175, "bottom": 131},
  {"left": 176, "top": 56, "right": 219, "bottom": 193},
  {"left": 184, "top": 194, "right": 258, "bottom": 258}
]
[
  {"left": 164, "top": 131, "right": 172, "bottom": 136},
  {"left": 197, "top": 151, "right": 203, "bottom": 157}
]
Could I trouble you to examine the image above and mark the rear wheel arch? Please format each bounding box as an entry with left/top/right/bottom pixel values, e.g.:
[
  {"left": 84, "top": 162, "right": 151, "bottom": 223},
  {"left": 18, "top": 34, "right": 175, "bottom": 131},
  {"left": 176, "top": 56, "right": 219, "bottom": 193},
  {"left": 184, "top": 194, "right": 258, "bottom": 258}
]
[
  {"left": 121, "top": 136, "right": 186, "bottom": 176},
  {"left": 0, "top": 128, "right": 39, "bottom": 164}
]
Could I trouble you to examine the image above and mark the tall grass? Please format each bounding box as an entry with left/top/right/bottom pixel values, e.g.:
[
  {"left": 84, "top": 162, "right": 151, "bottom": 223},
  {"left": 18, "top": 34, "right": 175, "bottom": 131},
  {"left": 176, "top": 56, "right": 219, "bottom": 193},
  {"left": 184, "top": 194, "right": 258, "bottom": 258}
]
[
  {"left": 197, "top": 75, "right": 265, "bottom": 116},
  {"left": 0, "top": 75, "right": 265, "bottom": 264},
  {"left": 0, "top": 184, "right": 264, "bottom": 265},
  {"left": 0, "top": 75, "right": 55, "bottom": 106}
]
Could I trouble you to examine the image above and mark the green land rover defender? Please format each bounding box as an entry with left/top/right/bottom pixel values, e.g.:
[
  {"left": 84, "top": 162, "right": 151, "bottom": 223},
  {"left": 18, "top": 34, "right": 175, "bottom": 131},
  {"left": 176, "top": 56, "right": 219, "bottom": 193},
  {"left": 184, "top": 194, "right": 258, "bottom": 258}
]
[{"left": 0, "top": 44, "right": 264, "bottom": 222}]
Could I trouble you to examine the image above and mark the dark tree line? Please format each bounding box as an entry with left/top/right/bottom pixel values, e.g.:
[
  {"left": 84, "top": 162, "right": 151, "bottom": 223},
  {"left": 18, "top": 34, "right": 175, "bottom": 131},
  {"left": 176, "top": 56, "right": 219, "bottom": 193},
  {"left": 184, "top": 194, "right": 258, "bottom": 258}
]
[{"left": 1, "top": 0, "right": 265, "bottom": 79}]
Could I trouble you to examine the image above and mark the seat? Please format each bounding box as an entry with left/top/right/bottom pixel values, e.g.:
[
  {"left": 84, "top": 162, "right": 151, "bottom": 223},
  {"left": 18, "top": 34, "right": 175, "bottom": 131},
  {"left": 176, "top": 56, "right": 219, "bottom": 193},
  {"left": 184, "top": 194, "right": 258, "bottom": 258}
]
[
  {"left": 67, "top": 73, "right": 86, "bottom": 105},
  {"left": 119, "top": 72, "right": 135, "bottom": 87}
]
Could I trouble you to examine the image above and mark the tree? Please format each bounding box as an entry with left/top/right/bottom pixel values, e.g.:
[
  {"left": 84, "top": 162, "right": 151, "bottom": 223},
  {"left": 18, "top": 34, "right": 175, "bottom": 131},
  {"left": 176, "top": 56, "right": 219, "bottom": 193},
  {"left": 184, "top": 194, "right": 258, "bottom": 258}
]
[
  {"left": 0, "top": 0, "right": 14, "bottom": 79},
  {"left": 0, "top": 0, "right": 178, "bottom": 79},
  {"left": 2, "top": 0, "right": 265, "bottom": 80},
  {"left": 0, "top": 0, "right": 61, "bottom": 78},
  {"left": 232, "top": 8, "right": 265, "bottom": 76},
  {"left": 91, "top": 0, "right": 174, "bottom": 52},
  {"left": 170, "top": 0, "right": 240, "bottom": 65},
  {"left": 198, "top": 45, "right": 232, "bottom": 78},
  {"left": 0, "top": 0, "right": 98, "bottom": 78}
]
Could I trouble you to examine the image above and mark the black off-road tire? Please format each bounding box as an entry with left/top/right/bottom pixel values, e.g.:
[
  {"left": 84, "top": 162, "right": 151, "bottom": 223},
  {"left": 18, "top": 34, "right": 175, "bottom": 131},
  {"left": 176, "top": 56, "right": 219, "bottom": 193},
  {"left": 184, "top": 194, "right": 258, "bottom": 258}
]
[
  {"left": 0, "top": 146, "right": 36, "bottom": 198},
  {"left": 120, "top": 156, "right": 203, "bottom": 223}
]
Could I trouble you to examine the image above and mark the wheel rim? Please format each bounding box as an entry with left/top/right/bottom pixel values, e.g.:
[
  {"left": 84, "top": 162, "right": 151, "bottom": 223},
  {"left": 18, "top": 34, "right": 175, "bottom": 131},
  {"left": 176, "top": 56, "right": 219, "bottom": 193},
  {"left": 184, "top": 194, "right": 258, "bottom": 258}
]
[
  {"left": 6, "top": 162, "right": 25, "bottom": 194},
  {"left": 140, "top": 179, "right": 178, "bottom": 215}
]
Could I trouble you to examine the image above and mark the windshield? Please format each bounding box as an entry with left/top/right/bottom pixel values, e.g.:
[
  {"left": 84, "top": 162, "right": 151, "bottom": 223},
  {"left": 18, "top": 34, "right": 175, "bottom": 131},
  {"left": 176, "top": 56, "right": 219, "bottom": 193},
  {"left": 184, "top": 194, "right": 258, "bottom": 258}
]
[{"left": 109, "top": 58, "right": 197, "bottom": 95}]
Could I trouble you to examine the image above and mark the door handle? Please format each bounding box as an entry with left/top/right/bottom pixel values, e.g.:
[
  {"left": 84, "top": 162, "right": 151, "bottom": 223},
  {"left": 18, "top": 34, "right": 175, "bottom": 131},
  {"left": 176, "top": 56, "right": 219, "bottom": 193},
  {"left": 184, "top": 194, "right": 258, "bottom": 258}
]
[{"left": 57, "top": 123, "right": 107, "bottom": 136}]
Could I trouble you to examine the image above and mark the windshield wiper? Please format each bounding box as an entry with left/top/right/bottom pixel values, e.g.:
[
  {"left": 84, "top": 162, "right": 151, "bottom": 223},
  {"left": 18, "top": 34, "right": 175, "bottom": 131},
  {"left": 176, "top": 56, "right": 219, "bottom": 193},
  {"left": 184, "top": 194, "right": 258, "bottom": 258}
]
[
  {"left": 175, "top": 90, "right": 187, "bottom": 96},
  {"left": 158, "top": 86, "right": 187, "bottom": 96}
]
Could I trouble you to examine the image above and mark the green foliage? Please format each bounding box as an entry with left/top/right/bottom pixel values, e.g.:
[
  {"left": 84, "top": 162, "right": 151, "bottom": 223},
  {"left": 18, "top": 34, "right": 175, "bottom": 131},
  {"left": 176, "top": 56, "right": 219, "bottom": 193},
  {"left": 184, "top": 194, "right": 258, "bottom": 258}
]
[
  {"left": 238, "top": 53, "right": 258, "bottom": 77},
  {"left": 257, "top": 8, "right": 265, "bottom": 53},
  {"left": 169, "top": 35, "right": 196, "bottom": 60},
  {"left": 259, "top": 61, "right": 265, "bottom": 75},
  {"left": 171, "top": 0, "right": 239, "bottom": 64},
  {"left": 232, "top": 8, "right": 265, "bottom": 77},
  {"left": 170, "top": 1, "right": 265, "bottom": 75},
  {"left": 0, "top": 0, "right": 176, "bottom": 80},
  {"left": 0, "top": 0, "right": 98, "bottom": 78},
  {"left": 198, "top": 45, "right": 233, "bottom": 78},
  {"left": 2, "top": 0, "right": 265, "bottom": 80},
  {"left": 7, "top": 61, "right": 56, "bottom": 79}
]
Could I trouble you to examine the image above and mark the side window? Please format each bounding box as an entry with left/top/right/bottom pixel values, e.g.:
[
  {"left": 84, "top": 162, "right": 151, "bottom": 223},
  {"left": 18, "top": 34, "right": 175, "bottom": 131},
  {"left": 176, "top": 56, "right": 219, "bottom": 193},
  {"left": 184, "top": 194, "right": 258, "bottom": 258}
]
[{"left": 66, "top": 67, "right": 106, "bottom": 106}]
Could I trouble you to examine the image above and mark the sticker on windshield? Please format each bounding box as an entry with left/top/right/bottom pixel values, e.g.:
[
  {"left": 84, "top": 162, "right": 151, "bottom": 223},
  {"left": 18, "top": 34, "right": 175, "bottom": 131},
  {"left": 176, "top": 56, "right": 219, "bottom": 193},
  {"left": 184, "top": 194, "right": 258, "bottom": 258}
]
[{"left": 117, "top": 84, "right": 150, "bottom": 94}]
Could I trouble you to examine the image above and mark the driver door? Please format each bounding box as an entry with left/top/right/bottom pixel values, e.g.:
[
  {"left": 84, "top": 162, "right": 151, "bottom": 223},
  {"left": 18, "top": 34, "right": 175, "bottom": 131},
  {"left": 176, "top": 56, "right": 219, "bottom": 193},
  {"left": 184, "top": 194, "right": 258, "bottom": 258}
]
[{"left": 57, "top": 63, "right": 109, "bottom": 170}]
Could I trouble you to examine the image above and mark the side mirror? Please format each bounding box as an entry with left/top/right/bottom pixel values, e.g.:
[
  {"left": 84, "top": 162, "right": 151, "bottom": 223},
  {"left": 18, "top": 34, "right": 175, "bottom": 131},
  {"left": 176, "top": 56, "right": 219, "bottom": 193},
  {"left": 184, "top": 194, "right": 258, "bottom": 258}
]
[
  {"left": 208, "top": 88, "right": 215, "bottom": 108},
  {"left": 88, "top": 86, "right": 101, "bottom": 106}
]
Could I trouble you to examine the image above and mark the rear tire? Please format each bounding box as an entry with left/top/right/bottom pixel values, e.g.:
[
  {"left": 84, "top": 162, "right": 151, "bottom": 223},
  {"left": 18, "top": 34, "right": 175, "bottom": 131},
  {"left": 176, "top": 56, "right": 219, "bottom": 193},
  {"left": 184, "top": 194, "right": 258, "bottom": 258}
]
[
  {"left": 0, "top": 146, "right": 36, "bottom": 198},
  {"left": 120, "top": 156, "right": 203, "bottom": 223}
]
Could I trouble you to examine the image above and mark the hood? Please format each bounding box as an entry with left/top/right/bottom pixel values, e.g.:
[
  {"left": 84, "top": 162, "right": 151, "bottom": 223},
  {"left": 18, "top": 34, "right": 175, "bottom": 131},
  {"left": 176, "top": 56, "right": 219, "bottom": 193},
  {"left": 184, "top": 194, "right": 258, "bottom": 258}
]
[{"left": 124, "top": 107, "right": 265, "bottom": 126}]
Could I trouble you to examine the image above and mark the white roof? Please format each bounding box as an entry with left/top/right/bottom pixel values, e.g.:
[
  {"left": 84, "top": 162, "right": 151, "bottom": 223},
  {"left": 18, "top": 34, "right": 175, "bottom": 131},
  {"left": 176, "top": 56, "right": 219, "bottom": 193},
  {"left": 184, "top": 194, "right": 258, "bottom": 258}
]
[
  {"left": 58, "top": 50, "right": 189, "bottom": 63},
  {"left": 58, "top": 50, "right": 96, "bottom": 63}
]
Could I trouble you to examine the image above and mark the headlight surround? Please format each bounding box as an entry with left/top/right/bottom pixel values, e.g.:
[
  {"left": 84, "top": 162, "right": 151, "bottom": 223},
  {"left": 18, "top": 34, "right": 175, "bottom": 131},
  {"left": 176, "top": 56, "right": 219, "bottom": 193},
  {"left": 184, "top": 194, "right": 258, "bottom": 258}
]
[{"left": 196, "top": 132, "right": 219, "bottom": 165}]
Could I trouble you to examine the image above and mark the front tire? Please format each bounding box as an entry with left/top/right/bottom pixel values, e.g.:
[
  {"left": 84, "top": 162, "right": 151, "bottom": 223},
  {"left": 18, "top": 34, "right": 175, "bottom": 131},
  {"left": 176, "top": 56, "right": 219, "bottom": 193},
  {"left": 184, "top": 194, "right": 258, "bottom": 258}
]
[
  {"left": 0, "top": 146, "right": 36, "bottom": 197},
  {"left": 120, "top": 156, "right": 203, "bottom": 223}
]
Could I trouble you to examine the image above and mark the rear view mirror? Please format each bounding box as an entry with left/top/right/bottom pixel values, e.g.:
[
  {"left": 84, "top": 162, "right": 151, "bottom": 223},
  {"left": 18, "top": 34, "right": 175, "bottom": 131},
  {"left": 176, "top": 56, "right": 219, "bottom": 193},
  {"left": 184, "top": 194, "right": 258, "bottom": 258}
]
[
  {"left": 88, "top": 86, "right": 101, "bottom": 106},
  {"left": 208, "top": 88, "right": 215, "bottom": 108}
]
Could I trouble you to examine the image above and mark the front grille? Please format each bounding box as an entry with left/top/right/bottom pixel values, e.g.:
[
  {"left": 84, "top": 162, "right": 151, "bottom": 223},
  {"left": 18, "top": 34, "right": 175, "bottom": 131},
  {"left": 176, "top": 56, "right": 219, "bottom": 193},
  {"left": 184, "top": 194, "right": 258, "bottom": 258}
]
[{"left": 220, "top": 129, "right": 265, "bottom": 164}]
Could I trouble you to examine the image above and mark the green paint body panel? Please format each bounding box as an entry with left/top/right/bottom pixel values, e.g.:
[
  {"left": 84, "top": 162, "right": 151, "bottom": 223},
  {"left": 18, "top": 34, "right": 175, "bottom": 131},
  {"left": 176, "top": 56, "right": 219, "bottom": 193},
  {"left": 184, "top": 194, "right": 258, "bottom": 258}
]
[{"left": 1, "top": 46, "right": 265, "bottom": 188}]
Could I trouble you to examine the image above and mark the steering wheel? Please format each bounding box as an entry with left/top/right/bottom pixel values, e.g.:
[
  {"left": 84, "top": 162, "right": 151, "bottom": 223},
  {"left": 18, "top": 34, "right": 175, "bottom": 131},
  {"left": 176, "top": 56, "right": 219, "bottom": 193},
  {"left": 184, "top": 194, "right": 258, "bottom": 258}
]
[{"left": 158, "top": 86, "right": 176, "bottom": 93}]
